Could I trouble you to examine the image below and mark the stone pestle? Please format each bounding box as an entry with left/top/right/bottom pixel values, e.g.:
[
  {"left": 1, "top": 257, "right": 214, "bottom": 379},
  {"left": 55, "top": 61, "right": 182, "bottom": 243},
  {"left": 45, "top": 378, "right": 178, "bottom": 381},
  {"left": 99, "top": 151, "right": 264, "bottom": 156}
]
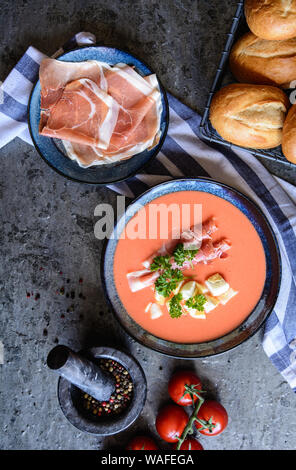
[{"left": 47, "top": 345, "right": 116, "bottom": 402}]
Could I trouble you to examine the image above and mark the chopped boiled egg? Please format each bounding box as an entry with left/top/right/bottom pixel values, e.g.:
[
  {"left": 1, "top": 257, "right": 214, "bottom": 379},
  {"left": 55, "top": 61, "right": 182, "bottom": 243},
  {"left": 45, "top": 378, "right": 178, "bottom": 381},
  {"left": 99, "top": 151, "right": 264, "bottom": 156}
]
[
  {"left": 217, "top": 288, "right": 238, "bottom": 305},
  {"left": 195, "top": 281, "right": 209, "bottom": 295},
  {"left": 205, "top": 273, "right": 229, "bottom": 297},
  {"left": 180, "top": 281, "right": 197, "bottom": 300},
  {"left": 187, "top": 307, "right": 206, "bottom": 320},
  {"left": 203, "top": 294, "right": 220, "bottom": 314},
  {"left": 155, "top": 291, "right": 166, "bottom": 305},
  {"left": 150, "top": 303, "right": 163, "bottom": 320},
  {"left": 173, "top": 280, "right": 185, "bottom": 295}
]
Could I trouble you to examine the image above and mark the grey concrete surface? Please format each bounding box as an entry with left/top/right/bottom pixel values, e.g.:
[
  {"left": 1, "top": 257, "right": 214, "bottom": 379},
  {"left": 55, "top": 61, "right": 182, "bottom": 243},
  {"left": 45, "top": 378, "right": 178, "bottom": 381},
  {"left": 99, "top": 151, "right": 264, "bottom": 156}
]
[{"left": 0, "top": 0, "right": 296, "bottom": 451}]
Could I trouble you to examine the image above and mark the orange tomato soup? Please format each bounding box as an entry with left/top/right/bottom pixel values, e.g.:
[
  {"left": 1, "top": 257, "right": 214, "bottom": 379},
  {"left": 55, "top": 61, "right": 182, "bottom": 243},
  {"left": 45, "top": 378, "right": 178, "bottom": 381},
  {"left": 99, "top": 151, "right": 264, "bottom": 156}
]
[{"left": 113, "top": 191, "right": 266, "bottom": 343}]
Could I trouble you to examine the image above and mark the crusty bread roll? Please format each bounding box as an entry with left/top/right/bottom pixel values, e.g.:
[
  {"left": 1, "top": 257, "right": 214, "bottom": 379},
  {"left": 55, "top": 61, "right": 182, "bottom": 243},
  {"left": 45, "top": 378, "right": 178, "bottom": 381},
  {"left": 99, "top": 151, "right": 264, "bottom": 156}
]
[
  {"left": 210, "top": 83, "right": 290, "bottom": 149},
  {"left": 282, "top": 105, "right": 296, "bottom": 162},
  {"left": 245, "top": 0, "right": 296, "bottom": 40},
  {"left": 230, "top": 32, "right": 296, "bottom": 88}
]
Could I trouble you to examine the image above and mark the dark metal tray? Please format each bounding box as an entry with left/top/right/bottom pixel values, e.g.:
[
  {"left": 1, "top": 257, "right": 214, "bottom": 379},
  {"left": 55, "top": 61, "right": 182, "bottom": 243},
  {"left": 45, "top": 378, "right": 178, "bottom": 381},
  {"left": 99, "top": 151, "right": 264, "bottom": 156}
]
[{"left": 200, "top": 0, "right": 295, "bottom": 169}]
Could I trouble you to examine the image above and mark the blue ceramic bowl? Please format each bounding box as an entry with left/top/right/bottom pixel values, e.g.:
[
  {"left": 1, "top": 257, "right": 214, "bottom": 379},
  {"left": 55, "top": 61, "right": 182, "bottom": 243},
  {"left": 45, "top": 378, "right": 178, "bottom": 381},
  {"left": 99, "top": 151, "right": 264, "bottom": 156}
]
[
  {"left": 102, "top": 178, "right": 281, "bottom": 358},
  {"left": 28, "top": 46, "right": 169, "bottom": 184}
]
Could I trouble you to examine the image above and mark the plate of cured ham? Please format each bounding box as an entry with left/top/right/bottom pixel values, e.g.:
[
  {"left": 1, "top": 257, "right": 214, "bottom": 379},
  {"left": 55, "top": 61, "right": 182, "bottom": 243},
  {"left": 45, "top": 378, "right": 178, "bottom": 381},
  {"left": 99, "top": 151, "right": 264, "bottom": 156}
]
[
  {"left": 102, "top": 178, "right": 281, "bottom": 358},
  {"left": 28, "top": 46, "right": 168, "bottom": 184}
]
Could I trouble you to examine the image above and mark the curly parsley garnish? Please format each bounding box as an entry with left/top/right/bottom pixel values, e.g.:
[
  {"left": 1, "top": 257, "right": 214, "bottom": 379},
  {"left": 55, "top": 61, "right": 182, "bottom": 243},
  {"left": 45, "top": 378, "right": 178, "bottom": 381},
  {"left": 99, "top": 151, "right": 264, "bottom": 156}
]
[
  {"left": 186, "top": 294, "right": 207, "bottom": 311},
  {"left": 173, "top": 243, "right": 198, "bottom": 267},
  {"left": 155, "top": 268, "right": 184, "bottom": 298},
  {"left": 168, "top": 293, "right": 183, "bottom": 318},
  {"left": 150, "top": 255, "right": 171, "bottom": 272}
]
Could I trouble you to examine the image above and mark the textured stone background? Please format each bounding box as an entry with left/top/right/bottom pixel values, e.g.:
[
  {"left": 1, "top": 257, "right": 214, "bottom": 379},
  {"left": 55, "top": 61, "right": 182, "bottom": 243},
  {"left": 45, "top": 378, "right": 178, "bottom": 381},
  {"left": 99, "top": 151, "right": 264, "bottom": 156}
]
[{"left": 0, "top": 0, "right": 296, "bottom": 450}]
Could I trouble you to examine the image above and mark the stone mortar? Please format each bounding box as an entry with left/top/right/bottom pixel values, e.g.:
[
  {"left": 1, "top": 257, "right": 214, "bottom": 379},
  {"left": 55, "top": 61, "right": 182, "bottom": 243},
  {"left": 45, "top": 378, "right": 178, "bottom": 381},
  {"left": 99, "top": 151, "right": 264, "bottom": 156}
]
[{"left": 57, "top": 346, "right": 147, "bottom": 436}]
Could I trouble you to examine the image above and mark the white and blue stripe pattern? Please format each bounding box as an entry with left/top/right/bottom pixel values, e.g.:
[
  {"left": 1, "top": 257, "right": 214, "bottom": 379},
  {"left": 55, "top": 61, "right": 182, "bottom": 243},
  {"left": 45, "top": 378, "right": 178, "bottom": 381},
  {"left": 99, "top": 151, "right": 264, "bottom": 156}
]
[{"left": 1, "top": 33, "right": 296, "bottom": 391}]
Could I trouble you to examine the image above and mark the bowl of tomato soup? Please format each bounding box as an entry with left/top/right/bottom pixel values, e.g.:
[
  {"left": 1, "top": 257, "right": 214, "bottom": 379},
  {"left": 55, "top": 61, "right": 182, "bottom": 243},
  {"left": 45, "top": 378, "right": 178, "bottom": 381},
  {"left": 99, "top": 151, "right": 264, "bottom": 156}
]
[{"left": 102, "top": 178, "right": 281, "bottom": 358}]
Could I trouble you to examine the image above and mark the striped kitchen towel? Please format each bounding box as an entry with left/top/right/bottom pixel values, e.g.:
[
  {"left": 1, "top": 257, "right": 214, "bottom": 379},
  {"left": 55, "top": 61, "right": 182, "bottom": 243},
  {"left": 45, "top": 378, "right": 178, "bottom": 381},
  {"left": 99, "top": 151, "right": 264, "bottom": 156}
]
[{"left": 1, "top": 33, "right": 296, "bottom": 392}]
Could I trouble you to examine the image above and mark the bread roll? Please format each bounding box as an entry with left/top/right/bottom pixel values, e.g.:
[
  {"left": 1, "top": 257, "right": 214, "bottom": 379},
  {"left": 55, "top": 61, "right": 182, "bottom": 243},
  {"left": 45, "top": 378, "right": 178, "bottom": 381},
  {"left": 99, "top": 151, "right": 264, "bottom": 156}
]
[
  {"left": 230, "top": 32, "right": 296, "bottom": 88},
  {"left": 209, "top": 83, "right": 290, "bottom": 149},
  {"left": 245, "top": 0, "right": 296, "bottom": 40},
  {"left": 282, "top": 105, "right": 296, "bottom": 162}
]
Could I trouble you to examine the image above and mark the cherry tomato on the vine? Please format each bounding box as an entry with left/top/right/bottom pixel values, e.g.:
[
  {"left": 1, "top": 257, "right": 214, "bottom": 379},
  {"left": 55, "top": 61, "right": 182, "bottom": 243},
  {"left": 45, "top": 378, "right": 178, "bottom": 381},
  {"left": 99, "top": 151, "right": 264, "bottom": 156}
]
[
  {"left": 195, "top": 400, "right": 228, "bottom": 436},
  {"left": 173, "top": 438, "right": 204, "bottom": 450},
  {"left": 126, "top": 436, "right": 158, "bottom": 450},
  {"left": 155, "top": 404, "right": 188, "bottom": 443},
  {"left": 168, "top": 370, "right": 202, "bottom": 406}
]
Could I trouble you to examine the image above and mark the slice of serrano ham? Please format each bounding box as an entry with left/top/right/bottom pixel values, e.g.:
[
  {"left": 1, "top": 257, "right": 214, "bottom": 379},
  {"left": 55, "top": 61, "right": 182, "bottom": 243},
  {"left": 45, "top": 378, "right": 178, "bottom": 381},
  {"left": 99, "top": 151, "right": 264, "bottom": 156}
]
[
  {"left": 180, "top": 217, "right": 218, "bottom": 251},
  {"left": 39, "top": 59, "right": 106, "bottom": 110},
  {"left": 127, "top": 269, "right": 160, "bottom": 293},
  {"left": 172, "top": 239, "right": 231, "bottom": 270},
  {"left": 41, "top": 78, "right": 119, "bottom": 149},
  {"left": 39, "top": 58, "right": 162, "bottom": 167},
  {"left": 141, "top": 218, "right": 218, "bottom": 269}
]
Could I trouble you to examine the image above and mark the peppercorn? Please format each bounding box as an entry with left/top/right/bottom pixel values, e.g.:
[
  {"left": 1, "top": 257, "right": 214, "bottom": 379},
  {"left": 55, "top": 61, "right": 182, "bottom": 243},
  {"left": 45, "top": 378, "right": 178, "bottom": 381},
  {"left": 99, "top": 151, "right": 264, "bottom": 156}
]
[{"left": 80, "top": 358, "right": 133, "bottom": 418}]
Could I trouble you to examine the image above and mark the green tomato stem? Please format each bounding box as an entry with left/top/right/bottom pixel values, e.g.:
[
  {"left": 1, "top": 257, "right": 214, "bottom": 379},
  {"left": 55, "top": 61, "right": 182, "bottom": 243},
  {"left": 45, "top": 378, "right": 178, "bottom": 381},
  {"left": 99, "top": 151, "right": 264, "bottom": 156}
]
[
  {"left": 175, "top": 394, "right": 205, "bottom": 450},
  {"left": 175, "top": 385, "right": 216, "bottom": 450}
]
